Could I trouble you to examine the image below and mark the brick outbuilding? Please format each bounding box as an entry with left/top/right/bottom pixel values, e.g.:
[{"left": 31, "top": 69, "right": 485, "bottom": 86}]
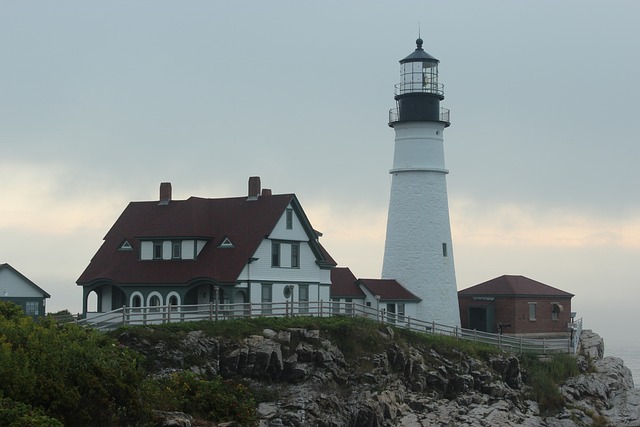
[{"left": 458, "top": 275, "right": 574, "bottom": 337}]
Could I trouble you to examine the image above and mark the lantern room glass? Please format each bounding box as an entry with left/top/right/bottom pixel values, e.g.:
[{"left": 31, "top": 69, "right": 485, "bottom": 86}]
[{"left": 398, "top": 60, "right": 441, "bottom": 95}]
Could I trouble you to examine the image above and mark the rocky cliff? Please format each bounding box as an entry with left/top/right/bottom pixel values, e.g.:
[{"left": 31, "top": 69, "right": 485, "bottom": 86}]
[{"left": 117, "top": 325, "right": 639, "bottom": 427}]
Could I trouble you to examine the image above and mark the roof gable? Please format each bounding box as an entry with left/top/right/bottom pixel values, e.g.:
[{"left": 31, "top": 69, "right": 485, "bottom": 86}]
[
  {"left": 0, "top": 263, "right": 50, "bottom": 298},
  {"left": 458, "top": 275, "right": 574, "bottom": 298}
]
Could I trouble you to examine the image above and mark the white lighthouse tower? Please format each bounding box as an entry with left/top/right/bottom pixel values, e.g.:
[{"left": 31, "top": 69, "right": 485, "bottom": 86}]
[{"left": 381, "top": 38, "right": 460, "bottom": 327}]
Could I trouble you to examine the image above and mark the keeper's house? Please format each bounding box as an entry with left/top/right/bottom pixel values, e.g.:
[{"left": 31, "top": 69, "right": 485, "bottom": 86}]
[
  {"left": 0, "top": 263, "right": 50, "bottom": 318},
  {"left": 458, "top": 275, "right": 574, "bottom": 337},
  {"left": 76, "top": 177, "right": 336, "bottom": 319}
]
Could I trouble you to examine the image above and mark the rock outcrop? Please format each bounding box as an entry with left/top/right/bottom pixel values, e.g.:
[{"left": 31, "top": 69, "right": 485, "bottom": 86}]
[{"left": 118, "top": 326, "right": 639, "bottom": 427}]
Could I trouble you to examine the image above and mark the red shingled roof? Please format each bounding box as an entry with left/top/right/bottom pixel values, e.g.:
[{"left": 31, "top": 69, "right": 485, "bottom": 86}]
[
  {"left": 458, "top": 275, "right": 574, "bottom": 297},
  {"left": 77, "top": 192, "right": 335, "bottom": 286},
  {"left": 358, "top": 278, "right": 421, "bottom": 301},
  {"left": 330, "top": 267, "right": 365, "bottom": 298}
]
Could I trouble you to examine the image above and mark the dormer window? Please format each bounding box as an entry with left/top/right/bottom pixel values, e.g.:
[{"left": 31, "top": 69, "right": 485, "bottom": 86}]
[
  {"left": 172, "top": 241, "right": 181, "bottom": 259},
  {"left": 140, "top": 239, "right": 206, "bottom": 260},
  {"left": 153, "top": 242, "right": 163, "bottom": 259},
  {"left": 119, "top": 240, "right": 133, "bottom": 251},
  {"left": 219, "top": 237, "right": 235, "bottom": 248}
]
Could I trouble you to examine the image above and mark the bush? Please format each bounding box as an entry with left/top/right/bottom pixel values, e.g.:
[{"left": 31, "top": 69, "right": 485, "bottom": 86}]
[
  {"left": 0, "top": 301, "right": 147, "bottom": 426},
  {"left": 0, "top": 397, "right": 63, "bottom": 427},
  {"left": 143, "top": 371, "right": 257, "bottom": 426},
  {"left": 0, "top": 301, "right": 24, "bottom": 320}
]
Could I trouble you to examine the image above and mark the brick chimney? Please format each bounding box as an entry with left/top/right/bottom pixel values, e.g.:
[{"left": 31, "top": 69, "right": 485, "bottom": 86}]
[
  {"left": 159, "top": 182, "right": 172, "bottom": 205},
  {"left": 248, "top": 176, "right": 261, "bottom": 200}
]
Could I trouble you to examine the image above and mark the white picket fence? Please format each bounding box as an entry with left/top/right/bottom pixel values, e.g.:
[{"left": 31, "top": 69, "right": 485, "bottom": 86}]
[{"left": 78, "top": 300, "right": 582, "bottom": 355}]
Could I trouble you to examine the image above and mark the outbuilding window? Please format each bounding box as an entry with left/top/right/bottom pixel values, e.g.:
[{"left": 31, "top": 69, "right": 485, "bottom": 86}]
[{"left": 528, "top": 302, "right": 537, "bottom": 321}]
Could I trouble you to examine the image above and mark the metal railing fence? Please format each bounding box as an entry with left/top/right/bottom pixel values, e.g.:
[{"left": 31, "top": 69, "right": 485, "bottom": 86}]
[{"left": 77, "top": 300, "right": 582, "bottom": 355}]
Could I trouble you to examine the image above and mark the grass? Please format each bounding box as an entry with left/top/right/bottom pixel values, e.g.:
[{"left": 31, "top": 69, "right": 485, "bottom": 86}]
[{"left": 520, "top": 352, "right": 579, "bottom": 415}]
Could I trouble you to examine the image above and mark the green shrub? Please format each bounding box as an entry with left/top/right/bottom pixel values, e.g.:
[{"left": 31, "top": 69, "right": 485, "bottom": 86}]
[
  {"left": 0, "top": 397, "right": 63, "bottom": 427},
  {"left": 0, "top": 302, "right": 147, "bottom": 426},
  {"left": 143, "top": 371, "right": 257, "bottom": 426},
  {"left": 0, "top": 301, "right": 24, "bottom": 320}
]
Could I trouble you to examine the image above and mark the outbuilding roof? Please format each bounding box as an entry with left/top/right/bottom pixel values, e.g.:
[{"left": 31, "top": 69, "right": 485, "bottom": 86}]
[
  {"left": 458, "top": 275, "right": 574, "bottom": 298},
  {"left": 358, "top": 278, "right": 421, "bottom": 301},
  {"left": 330, "top": 267, "right": 365, "bottom": 298}
]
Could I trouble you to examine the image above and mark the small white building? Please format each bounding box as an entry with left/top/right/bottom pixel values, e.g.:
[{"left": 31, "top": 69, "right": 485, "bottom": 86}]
[{"left": 0, "top": 263, "right": 50, "bottom": 318}]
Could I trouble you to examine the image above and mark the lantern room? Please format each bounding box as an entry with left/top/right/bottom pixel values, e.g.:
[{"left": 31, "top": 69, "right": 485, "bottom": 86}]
[
  {"left": 389, "top": 38, "right": 450, "bottom": 126},
  {"left": 397, "top": 38, "right": 442, "bottom": 96}
]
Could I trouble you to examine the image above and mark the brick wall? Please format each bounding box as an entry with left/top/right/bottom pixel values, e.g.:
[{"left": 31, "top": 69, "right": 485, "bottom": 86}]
[{"left": 458, "top": 295, "right": 572, "bottom": 336}]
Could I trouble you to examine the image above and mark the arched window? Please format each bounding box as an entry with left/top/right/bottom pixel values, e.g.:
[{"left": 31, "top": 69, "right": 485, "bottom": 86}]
[
  {"left": 132, "top": 294, "right": 142, "bottom": 308},
  {"left": 87, "top": 290, "right": 99, "bottom": 312},
  {"left": 168, "top": 294, "right": 179, "bottom": 311},
  {"left": 148, "top": 293, "right": 162, "bottom": 312}
]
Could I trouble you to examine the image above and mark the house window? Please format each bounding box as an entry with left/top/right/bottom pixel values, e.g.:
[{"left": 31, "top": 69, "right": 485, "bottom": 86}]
[
  {"left": 271, "top": 242, "right": 280, "bottom": 267},
  {"left": 397, "top": 303, "right": 405, "bottom": 322},
  {"left": 291, "top": 243, "right": 299, "bottom": 268},
  {"left": 442, "top": 243, "right": 448, "bottom": 257},
  {"left": 261, "top": 284, "right": 272, "bottom": 314},
  {"left": 286, "top": 209, "right": 293, "bottom": 229},
  {"left": 153, "top": 241, "right": 163, "bottom": 259},
  {"left": 529, "top": 302, "right": 537, "bottom": 321},
  {"left": 172, "top": 241, "right": 181, "bottom": 259},
  {"left": 551, "top": 302, "right": 560, "bottom": 321},
  {"left": 386, "top": 303, "right": 396, "bottom": 324},
  {"left": 132, "top": 295, "right": 142, "bottom": 308},
  {"left": 168, "top": 295, "right": 179, "bottom": 311},
  {"left": 25, "top": 301, "right": 39, "bottom": 316},
  {"left": 345, "top": 298, "right": 353, "bottom": 315},
  {"left": 149, "top": 295, "right": 161, "bottom": 312},
  {"left": 332, "top": 298, "right": 340, "bottom": 314},
  {"left": 299, "top": 284, "right": 309, "bottom": 313}
]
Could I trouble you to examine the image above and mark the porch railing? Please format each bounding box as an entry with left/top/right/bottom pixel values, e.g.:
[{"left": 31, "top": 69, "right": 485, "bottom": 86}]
[{"left": 77, "top": 301, "right": 582, "bottom": 355}]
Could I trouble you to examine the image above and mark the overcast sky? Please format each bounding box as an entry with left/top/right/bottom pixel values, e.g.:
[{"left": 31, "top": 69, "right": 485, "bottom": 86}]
[{"left": 1, "top": 1, "right": 638, "bottom": 343}]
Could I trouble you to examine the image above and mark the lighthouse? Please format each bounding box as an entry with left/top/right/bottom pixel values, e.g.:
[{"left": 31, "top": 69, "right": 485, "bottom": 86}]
[{"left": 381, "top": 38, "right": 461, "bottom": 327}]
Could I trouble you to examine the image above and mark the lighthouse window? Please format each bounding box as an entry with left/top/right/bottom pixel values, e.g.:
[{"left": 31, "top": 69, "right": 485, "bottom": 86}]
[{"left": 442, "top": 243, "right": 448, "bottom": 257}]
